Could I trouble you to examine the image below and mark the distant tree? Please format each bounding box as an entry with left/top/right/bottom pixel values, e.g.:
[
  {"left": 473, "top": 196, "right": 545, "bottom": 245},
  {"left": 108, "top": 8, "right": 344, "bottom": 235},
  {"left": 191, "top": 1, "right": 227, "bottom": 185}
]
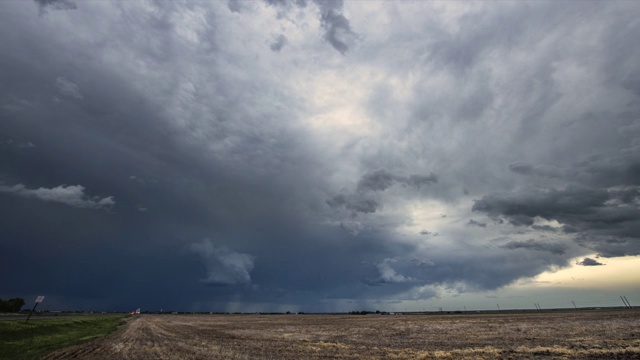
[{"left": 0, "top": 298, "right": 26, "bottom": 312}]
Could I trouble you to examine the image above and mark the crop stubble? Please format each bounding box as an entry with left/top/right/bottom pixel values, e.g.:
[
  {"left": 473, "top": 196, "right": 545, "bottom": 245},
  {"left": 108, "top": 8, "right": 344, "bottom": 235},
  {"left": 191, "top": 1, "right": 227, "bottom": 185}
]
[{"left": 44, "top": 310, "right": 640, "bottom": 359}]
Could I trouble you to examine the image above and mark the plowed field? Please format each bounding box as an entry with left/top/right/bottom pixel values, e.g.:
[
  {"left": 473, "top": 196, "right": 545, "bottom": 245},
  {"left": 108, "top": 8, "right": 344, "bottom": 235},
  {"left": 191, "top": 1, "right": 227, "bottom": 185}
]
[{"left": 44, "top": 311, "right": 640, "bottom": 359}]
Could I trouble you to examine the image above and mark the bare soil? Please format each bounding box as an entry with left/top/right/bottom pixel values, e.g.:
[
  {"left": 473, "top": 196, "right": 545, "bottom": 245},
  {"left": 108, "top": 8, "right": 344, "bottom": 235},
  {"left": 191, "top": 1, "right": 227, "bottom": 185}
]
[{"left": 44, "top": 310, "right": 640, "bottom": 359}]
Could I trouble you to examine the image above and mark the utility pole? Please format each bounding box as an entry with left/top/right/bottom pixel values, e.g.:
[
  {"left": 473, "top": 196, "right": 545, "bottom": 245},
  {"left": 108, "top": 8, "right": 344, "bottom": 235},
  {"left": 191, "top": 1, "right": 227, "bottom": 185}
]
[
  {"left": 621, "top": 296, "right": 631, "bottom": 309},
  {"left": 497, "top": 304, "right": 500, "bottom": 312}
]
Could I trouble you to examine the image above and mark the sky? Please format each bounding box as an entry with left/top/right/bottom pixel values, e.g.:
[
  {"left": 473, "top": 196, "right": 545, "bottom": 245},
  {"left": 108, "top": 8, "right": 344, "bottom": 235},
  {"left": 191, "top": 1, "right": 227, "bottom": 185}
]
[{"left": 1, "top": 0, "right": 640, "bottom": 313}]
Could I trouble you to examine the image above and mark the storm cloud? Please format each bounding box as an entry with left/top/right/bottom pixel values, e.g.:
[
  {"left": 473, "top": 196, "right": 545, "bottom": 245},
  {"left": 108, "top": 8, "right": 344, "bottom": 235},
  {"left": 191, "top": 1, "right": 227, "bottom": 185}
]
[
  {"left": 473, "top": 186, "right": 640, "bottom": 256},
  {"left": 1, "top": 1, "right": 639, "bottom": 312}
]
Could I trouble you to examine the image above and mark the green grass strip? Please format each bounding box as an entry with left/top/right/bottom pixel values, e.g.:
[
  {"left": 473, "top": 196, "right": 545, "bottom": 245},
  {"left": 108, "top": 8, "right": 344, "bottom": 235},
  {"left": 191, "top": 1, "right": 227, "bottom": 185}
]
[{"left": 0, "top": 315, "right": 127, "bottom": 360}]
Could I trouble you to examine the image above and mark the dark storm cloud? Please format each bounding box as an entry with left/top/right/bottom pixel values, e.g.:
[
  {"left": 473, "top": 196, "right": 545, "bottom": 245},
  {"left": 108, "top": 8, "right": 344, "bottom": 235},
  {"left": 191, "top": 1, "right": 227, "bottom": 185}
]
[
  {"left": 476, "top": 115, "right": 640, "bottom": 258},
  {"left": 3, "top": 0, "right": 640, "bottom": 312},
  {"left": 576, "top": 257, "right": 604, "bottom": 266},
  {"left": 325, "top": 169, "right": 438, "bottom": 224},
  {"left": 360, "top": 244, "right": 572, "bottom": 293},
  {"left": 357, "top": 169, "right": 396, "bottom": 192},
  {"left": 473, "top": 186, "right": 640, "bottom": 256},
  {"left": 326, "top": 194, "right": 379, "bottom": 214},
  {"left": 501, "top": 239, "right": 567, "bottom": 255},
  {"left": 327, "top": 169, "right": 437, "bottom": 222},
  {"left": 1, "top": 1, "right": 439, "bottom": 312},
  {"left": 0, "top": 1, "right": 323, "bottom": 309}
]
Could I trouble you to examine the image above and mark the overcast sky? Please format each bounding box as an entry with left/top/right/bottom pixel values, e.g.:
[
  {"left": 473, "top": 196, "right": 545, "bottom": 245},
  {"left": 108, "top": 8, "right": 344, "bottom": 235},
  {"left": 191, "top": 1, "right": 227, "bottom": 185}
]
[{"left": 1, "top": 0, "right": 640, "bottom": 312}]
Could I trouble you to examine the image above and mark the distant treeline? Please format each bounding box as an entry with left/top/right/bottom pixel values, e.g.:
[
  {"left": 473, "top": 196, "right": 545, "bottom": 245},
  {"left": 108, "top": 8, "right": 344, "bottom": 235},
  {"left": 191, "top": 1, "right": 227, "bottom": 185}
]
[
  {"left": 349, "top": 310, "right": 393, "bottom": 315},
  {"left": 0, "top": 298, "right": 25, "bottom": 312}
]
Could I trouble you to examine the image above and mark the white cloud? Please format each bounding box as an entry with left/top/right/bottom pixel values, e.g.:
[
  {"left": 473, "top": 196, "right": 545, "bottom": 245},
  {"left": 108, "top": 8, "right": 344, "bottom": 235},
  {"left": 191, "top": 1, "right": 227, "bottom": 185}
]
[
  {"left": 0, "top": 184, "right": 114, "bottom": 209},
  {"left": 377, "top": 258, "right": 414, "bottom": 284}
]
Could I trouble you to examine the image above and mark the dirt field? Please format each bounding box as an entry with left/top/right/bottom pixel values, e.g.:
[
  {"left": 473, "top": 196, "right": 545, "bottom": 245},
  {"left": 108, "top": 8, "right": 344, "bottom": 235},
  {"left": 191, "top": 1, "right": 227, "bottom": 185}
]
[{"left": 44, "top": 310, "right": 640, "bottom": 359}]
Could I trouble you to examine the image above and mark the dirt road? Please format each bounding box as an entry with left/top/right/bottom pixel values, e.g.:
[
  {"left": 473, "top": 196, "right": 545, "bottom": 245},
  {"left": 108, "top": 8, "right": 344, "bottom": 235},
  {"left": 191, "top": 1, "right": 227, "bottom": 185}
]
[{"left": 44, "top": 311, "right": 640, "bottom": 359}]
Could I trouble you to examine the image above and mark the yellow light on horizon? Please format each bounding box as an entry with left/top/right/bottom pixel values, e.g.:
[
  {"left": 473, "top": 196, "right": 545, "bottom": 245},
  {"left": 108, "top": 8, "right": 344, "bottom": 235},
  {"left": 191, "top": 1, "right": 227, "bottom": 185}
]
[{"left": 533, "top": 255, "right": 640, "bottom": 290}]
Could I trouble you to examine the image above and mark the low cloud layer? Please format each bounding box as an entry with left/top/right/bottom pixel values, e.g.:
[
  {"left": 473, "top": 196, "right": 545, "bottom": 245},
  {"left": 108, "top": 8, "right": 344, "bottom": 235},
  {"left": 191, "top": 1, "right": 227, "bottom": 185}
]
[
  {"left": 501, "top": 239, "right": 567, "bottom": 255},
  {"left": 577, "top": 257, "right": 605, "bottom": 266},
  {"left": 0, "top": 184, "right": 114, "bottom": 209}
]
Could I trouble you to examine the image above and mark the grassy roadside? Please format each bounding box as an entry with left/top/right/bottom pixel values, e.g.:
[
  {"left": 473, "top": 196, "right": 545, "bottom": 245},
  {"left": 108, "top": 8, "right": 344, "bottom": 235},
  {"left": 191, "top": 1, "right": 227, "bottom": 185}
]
[{"left": 0, "top": 315, "right": 128, "bottom": 360}]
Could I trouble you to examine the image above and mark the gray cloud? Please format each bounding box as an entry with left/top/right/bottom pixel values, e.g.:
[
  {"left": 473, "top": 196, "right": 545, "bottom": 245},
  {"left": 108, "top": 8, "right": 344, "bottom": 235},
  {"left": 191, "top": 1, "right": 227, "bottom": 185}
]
[
  {"left": 531, "top": 225, "right": 559, "bottom": 232},
  {"left": 357, "top": 169, "right": 396, "bottom": 192},
  {"left": 473, "top": 186, "right": 640, "bottom": 256},
  {"left": 190, "top": 240, "right": 255, "bottom": 285},
  {"left": 0, "top": 184, "right": 114, "bottom": 209},
  {"left": 314, "top": 0, "right": 356, "bottom": 54},
  {"left": 326, "top": 194, "right": 379, "bottom": 214},
  {"left": 269, "top": 34, "right": 288, "bottom": 52},
  {"left": 263, "top": 0, "right": 355, "bottom": 54},
  {"left": 34, "top": 0, "right": 76, "bottom": 15},
  {"left": 265, "top": 0, "right": 308, "bottom": 8},
  {"left": 466, "top": 219, "right": 486, "bottom": 228},
  {"left": 576, "top": 257, "right": 604, "bottom": 266},
  {"left": 501, "top": 239, "right": 567, "bottom": 255},
  {"left": 326, "top": 169, "right": 437, "bottom": 221},
  {"left": 357, "top": 169, "right": 437, "bottom": 193},
  {"left": 227, "top": 0, "right": 242, "bottom": 13},
  {"left": 55, "top": 77, "right": 83, "bottom": 99},
  {"left": 508, "top": 162, "right": 563, "bottom": 179},
  {"left": 472, "top": 187, "right": 610, "bottom": 223}
]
